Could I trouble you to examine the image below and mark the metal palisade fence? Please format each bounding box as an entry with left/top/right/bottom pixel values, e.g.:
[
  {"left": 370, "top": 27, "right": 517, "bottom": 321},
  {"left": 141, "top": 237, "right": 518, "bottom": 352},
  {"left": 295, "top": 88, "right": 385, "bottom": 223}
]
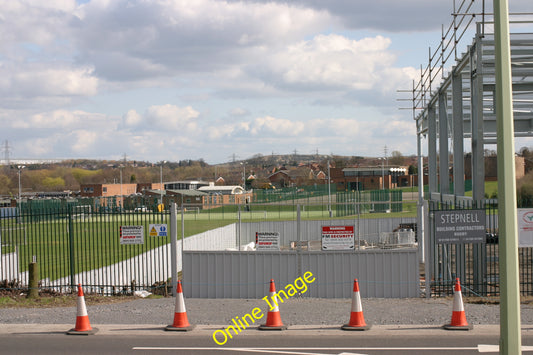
[
  {"left": 1, "top": 194, "right": 420, "bottom": 296},
  {"left": 1, "top": 205, "right": 176, "bottom": 295}
]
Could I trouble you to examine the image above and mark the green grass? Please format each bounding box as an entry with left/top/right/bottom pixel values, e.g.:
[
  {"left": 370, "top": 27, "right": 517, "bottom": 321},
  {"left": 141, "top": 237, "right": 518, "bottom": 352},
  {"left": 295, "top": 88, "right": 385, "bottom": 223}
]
[{"left": 1, "top": 214, "right": 233, "bottom": 281}]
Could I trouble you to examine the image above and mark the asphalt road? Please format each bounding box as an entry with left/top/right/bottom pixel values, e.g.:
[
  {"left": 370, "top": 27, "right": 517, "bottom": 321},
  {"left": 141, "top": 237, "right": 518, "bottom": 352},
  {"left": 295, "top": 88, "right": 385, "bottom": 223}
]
[{"left": 1, "top": 324, "right": 533, "bottom": 354}]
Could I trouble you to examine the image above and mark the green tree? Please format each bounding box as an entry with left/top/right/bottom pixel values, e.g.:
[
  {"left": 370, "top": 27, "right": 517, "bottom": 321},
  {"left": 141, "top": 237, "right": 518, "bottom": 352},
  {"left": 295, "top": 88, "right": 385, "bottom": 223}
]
[{"left": 389, "top": 151, "right": 405, "bottom": 166}]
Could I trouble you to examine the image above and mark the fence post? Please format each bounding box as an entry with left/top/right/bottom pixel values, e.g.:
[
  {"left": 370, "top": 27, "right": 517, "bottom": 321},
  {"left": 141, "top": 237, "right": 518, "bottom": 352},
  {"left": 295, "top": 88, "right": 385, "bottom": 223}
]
[
  {"left": 170, "top": 203, "right": 177, "bottom": 297},
  {"left": 297, "top": 204, "right": 302, "bottom": 279},
  {"left": 28, "top": 260, "right": 39, "bottom": 298},
  {"left": 68, "top": 207, "right": 75, "bottom": 290}
]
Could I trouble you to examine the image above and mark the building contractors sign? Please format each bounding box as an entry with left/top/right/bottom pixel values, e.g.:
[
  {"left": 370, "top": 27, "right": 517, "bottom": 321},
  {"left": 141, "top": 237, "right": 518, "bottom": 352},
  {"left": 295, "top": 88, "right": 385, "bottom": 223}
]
[
  {"left": 120, "top": 225, "right": 144, "bottom": 245},
  {"left": 321, "top": 226, "right": 355, "bottom": 250},
  {"left": 255, "top": 232, "right": 280, "bottom": 251},
  {"left": 434, "top": 210, "right": 486, "bottom": 244}
]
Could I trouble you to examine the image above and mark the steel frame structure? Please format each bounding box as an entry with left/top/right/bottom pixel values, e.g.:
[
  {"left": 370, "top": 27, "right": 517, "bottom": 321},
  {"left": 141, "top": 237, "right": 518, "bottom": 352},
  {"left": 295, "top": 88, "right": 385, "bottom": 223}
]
[{"left": 413, "top": 12, "right": 533, "bottom": 203}]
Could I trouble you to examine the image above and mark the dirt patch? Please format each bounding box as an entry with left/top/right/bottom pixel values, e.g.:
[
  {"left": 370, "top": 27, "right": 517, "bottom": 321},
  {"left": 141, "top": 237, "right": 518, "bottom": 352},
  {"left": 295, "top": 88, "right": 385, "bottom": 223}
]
[{"left": 0, "top": 289, "right": 153, "bottom": 309}]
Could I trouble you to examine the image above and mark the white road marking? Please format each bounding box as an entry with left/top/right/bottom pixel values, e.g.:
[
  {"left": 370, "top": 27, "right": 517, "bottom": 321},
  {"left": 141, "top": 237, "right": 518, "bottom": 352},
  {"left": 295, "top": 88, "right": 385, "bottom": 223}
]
[
  {"left": 132, "top": 346, "right": 477, "bottom": 353},
  {"left": 478, "top": 344, "right": 533, "bottom": 352}
]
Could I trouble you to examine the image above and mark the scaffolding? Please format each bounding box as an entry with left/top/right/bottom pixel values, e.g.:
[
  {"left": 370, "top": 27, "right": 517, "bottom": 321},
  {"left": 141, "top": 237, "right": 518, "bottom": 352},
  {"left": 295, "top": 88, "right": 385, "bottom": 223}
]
[{"left": 405, "top": 1, "right": 533, "bottom": 202}]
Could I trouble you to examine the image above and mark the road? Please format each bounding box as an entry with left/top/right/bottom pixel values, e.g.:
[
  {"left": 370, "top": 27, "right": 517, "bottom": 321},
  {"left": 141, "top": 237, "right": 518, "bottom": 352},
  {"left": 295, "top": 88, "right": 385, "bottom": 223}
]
[{"left": 2, "top": 324, "right": 533, "bottom": 354}]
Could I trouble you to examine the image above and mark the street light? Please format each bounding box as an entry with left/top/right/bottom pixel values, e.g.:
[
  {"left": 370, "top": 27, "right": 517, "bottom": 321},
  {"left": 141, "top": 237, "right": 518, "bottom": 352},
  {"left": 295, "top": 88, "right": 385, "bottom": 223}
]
[
  {"left": 160, "top": 161, "right": 167, "bottom": 205},
  {"left": 17, "top": 165, "right": 25, "bottom": 201},
  {"left": 327, "top": 159, "right": 332, "bottom": 218},
  {"left": 240, "top": 162, "right": 246, "bottom": 190}
]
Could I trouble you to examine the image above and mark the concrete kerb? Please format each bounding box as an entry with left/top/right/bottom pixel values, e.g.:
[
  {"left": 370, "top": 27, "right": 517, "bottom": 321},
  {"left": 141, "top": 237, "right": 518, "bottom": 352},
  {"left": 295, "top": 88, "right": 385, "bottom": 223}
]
[{"left": 0, "top": 324, "right": 508, "bottom": 337}]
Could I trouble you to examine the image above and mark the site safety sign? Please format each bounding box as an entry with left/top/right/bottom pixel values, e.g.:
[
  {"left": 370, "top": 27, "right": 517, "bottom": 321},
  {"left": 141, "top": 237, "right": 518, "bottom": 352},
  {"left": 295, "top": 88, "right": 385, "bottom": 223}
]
[
  {"left": 120, "top": 225, "right": 144, "bottom": 245},
  {"left": 148, "top": 224, "right": 168, "bottom": 237},
  {"left": 321, "top": 226, "right": 355, "bottom": 250}
]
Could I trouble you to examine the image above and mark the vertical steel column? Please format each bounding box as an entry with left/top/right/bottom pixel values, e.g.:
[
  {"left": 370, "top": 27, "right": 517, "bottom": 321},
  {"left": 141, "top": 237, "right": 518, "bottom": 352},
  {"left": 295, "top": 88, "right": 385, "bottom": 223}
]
[
  {"left": 493, "top": 0, "right": 522, "bottom": 353},
  {"left": 452, "top": 68, "right": 465, "bottom": 196},
  {"left": 470, "top": 27, "right": 485, "bottom": 201},
  {"left": 417, "top": 132, "right": 425, "bottom": 264},
  {"left": 428, "top": 106, "right": 438, "bottom": 196},
  {"left": 438, "top": 91, "right": 450, "bottom": 195},
  {"left": 470, "top": 28, "right": 486, "bottom": 296},
  {"left": 170, "top": 203, "right": 177, "bottom": 297},
  {"left": 452, "top": 67, "right": 466, "bottom": 284}
]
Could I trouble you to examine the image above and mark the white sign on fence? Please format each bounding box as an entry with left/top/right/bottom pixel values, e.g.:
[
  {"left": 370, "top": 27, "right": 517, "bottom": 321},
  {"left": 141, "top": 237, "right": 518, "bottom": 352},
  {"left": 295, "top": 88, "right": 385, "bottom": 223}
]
[
  {"left": 120, "top": 225, "right": 144, "bottom": 245},
  {"left": 148, "top": 224, "right": 168, "bottom": 237},
  {"left": 321, "top": 226, "right": 355, "bottom": 250},
  {"left": 518, "top": 209, "right": 533, "bottom": 247},
  {"left": 255, "top": 232, "right": 280, "bottom": 251}
]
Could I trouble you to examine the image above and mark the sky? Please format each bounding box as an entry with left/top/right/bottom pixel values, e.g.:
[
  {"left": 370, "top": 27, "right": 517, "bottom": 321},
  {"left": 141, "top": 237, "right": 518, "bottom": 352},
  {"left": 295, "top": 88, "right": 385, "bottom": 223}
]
[{"left": 1, "top": 0, "right": 531, "bottom": 164}]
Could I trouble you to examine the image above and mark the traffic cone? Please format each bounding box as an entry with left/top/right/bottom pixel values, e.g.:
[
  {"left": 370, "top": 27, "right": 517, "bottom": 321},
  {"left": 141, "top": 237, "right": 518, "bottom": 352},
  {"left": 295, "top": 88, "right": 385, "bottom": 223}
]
[
  {"left": 67, "top": 284, "right": 98, "bottom": 335},
  {"left": 342, "top": 279, "right": 371, "bottom": 331},
  {"left": 258, "top": 279, "right": 287, "bottom": 330},
  {"left": 443, "top": 278, "right": 473, "bottom": 330},
  {"left": 165, "top": 281, "right": 195, "bottom": 331}
]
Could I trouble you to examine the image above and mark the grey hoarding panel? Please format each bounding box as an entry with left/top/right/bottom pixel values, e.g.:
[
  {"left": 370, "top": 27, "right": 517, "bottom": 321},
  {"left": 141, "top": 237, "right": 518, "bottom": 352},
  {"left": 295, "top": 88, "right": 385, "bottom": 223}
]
[{"left": 183, "top": 249, "right": 418, "bottom": 298}]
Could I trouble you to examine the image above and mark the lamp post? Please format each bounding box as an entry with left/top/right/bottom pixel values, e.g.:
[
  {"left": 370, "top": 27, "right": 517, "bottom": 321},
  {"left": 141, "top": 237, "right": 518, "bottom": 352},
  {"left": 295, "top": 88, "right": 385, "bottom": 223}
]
[
  {"left": 160, "top": 161, "right": 167, "bottom": 221},
  {"left": 240, "top": 162, "right": 246, "bottom": 190},
  {"left": 160, "top": 161, "right": 167, "bottom": 205},
  {"left": 17, "top": 165, "right": 25, "bottom": 201},
  {"left": 327, "top": 159, "right": 332, "bottom": 218},
  {"left": 119, "top": 167, "right": 123, "bottom": 208}
]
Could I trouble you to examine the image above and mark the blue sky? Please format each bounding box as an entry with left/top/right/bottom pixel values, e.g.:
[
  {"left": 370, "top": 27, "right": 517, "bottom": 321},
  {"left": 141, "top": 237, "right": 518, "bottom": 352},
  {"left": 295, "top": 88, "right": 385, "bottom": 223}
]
[{"left": 1, "top": 0, "right": 530, "bottom": 164}]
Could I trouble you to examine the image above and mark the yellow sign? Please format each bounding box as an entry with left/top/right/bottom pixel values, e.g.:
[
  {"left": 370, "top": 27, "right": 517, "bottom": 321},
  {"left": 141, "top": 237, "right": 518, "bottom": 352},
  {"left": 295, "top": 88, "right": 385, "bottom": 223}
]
[
  {"left": 157, "top": 203, "right": 164, "bottom": 212},
  {"left": 149, "top": 226, "right": 158, "bottom": 237}
]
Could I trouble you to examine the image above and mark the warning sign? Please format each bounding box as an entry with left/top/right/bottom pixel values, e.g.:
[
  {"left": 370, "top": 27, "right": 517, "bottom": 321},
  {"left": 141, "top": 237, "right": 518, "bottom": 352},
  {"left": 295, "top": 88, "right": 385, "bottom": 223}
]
[
  {"left": 120, "top": 225, "right": 144, "bottom": 245},
  {"left": 255, "top": 232, "right": 280, "bottom": 251},
  {"left": 148, "top": 224, "right": 168, "bottom": 237},
  {"left": 321, "top": 226, "right": 355, "bottom": 250}
]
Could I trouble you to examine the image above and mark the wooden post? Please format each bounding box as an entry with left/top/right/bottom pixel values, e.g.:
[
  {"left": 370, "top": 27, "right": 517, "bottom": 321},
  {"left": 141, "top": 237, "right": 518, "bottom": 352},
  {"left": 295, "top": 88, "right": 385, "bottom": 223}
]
[{"left": 27, "top": 262, "right": 39, "bottom": 299}]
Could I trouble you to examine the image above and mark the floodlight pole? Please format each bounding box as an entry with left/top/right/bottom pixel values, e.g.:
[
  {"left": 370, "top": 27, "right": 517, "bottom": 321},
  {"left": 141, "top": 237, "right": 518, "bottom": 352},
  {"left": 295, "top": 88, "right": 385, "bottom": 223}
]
[
  {"left": 327, "top": 159, "right": 332, "bottom": 218},
  {"left": 17, "top": 165, "right": 25, "bottom": 201},
  {"left": 493, "top": 0, "right": 521, "bottom": 353}
]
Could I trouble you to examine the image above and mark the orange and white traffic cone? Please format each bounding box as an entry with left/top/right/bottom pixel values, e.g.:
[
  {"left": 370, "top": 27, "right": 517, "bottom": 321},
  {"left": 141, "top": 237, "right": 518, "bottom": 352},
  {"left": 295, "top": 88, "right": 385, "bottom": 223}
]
[
  {"left": 443, "top": 278, "right": 473, "bottom": 330},
  {"left": 341, "top": 279, "right": 371, "bottom": 331},
  {"left": 67, "top": 284, "right": 98, "bottom": 335},
  {"left": 258, "top": 279, "right": 287, "bottom": 330},
  {"left": 165, "top": 280, "right": 195, "bottom": 331}
]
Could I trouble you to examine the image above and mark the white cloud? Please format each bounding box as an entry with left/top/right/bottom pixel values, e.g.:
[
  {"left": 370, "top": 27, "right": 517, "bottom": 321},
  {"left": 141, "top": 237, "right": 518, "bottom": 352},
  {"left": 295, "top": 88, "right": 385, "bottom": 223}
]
[
  {"left": 2, "top": 0, "right": 482, "bottom": 163},
  {"left": 70, "top": 130, "right": 99, "bottom": 153},
  {"left": 264, "top": 34, "right": 413, "bottom": 93},
  {"left": 123, "top": 109, "right": 142, "bottom": 127},
  {"left": 72, "top": 0, "right": 332, "bottom": 81},
  {"left": 144, "top": 104, "right": 200, "bottom": 132},
  {"left": 249, "top": 116, "right": 305, "bottom": 136}
]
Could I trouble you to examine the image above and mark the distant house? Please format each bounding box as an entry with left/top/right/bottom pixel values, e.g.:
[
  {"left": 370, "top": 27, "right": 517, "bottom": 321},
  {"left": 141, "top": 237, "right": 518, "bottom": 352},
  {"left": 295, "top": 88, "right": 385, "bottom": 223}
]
[
  {"left": 198, "top": 183, "right": 253, "bottom": 208},
  {"left": 330, "top": 167, "right": 409, "bottom": 191},
  {"left": 268, "top": 167, "right": 317, "bottom": 188}
]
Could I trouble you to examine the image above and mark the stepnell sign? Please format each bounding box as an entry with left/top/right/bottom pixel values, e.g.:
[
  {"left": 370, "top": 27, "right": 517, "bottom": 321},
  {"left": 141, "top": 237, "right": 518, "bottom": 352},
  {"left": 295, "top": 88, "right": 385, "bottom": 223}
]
[{"left": 434, "top": 210, "right": 486, "bottom": 244}]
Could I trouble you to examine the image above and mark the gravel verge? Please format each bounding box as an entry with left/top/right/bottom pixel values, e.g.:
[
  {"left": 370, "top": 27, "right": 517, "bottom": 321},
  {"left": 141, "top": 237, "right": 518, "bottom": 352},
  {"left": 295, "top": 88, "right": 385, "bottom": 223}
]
[{"left": 1, "top": 297, "right": 532, "bottom": 325}]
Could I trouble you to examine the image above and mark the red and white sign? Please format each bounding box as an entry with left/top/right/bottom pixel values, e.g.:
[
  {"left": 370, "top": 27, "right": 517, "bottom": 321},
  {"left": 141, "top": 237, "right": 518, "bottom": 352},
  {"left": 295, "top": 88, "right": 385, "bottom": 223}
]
[
  {"left": 321, "top": 226, "right": 355, "bottom": 250},
  {"left": 255, "top": 232, "right": 280, "bottom": 251},
  {"left": 120, "top": 225, "right": 144, "bottom": 245}
]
